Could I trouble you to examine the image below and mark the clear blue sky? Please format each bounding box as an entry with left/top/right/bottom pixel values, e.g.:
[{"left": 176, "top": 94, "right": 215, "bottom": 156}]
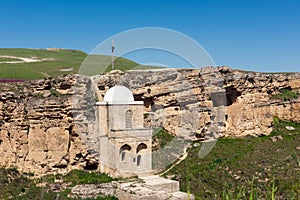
[{"left": 1, "top": 0, "right": 300, "bottom": 72}]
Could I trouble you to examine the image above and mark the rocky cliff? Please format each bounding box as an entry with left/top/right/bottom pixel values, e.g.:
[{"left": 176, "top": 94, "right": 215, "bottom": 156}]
[
  {"left": 0, "top": 67, "right": 299, "bottom": 175},
  {"left": 0, "top": 75, "right": 97, "bottom": 175}
]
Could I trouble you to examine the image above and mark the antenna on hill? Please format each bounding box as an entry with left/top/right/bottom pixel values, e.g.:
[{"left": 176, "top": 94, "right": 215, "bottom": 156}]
[{"left": 111, "top": 40, "right": 115, "bottom": 70}]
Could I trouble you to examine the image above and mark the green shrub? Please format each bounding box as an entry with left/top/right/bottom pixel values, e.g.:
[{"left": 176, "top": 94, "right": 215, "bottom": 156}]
[
  {"left": 272, "top": 88, "right": 299, "bottom": 101},
  {"left": 50, "top": 88, "right": 61, "bottom": 97}
]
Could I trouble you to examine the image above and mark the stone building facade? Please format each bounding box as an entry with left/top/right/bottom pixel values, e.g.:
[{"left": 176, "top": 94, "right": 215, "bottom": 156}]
[{"left": 96, "top": 85, "right": 152, "bottom": 177}]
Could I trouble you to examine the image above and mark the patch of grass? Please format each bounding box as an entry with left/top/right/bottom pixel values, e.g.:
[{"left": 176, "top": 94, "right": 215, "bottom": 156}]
[
  {"left": 152, "top": 131, "right": 189, "bottom": 171},
  {"left": 0, "top": 168, "right": 32, "bottom": 199},
  {"left": 50, "top": 88, "right": 61, "bottom": 97},
  {"left": 271, "top": 88, "right": 299, "bottom": 101},
  {"left": 152, "top": 128, "right": 175, "bottom": 150},
  {"left": 0, "top": 168, "right": 118, "bottom": 199},
  {"left": 61, "top": 170, "right": 117, "bottom": 186},
  {"left": 167, "top": 117, "right": 300, "bottom": 199},
  {"left": 77, "top": 54, "right": 135, "bottom": 76},
  {"left": 79, "top": 54, "right": 164, "bottom": 76},
  {"left": 0, "top": 48, "right": 86, "bottom": 79},
  {"left": 0, "top": 63, "right": 45, "bottom": 79},
  {"left": 272, "top": 116, "right": 300, "bottom": 136},
  {"left": 40, "top": 169, "right": 117, "bottom": 186},
  {"left": 106, "top": 57, "right": 140, "bottom": 72}
]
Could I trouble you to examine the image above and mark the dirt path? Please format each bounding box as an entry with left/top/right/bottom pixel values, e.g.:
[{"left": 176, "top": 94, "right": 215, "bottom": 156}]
[
  {"left": 158, "top": 145, "right": 190, "bottom": 176},
  {"left": 0, "top": 55, "right": 54, "bottom": 64}
]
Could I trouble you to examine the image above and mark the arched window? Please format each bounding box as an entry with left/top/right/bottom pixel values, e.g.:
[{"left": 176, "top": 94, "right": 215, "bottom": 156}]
[
  {"left": 136, "top": 143, "right": 147, "bottom": 153},
  {"left": 119, "top": 144, "right": 131, "bottom": 162},
  {"left": 125, "top": 110, "right": 133, "bottom": 129}
]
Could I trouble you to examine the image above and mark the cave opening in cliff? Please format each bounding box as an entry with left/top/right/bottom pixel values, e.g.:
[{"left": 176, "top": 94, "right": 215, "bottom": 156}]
[
  {"left": 225, "top": 86, "right": 242, "bottom": 106},
  {"left": 211, "top": 86, "right": 241, "bottom": 107},
  {"left": 84, "top": 162, "right": 99, "bottom": 170},
  {"left": 134, "top": 94, "right": 154, "bottom": 109}
]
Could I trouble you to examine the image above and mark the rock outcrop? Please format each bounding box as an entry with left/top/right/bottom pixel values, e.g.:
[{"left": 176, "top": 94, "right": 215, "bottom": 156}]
[
  {"left": 0, "top": 75, "right": 96, "bottom": 175},
  {"left": 0, "top": 67, "right": 299, "bottom": 175}
]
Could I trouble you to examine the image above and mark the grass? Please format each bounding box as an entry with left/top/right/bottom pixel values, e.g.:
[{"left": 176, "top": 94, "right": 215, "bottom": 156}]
[
  {"left": 0, "top": 48, "right": 164, "bottom": 80},
  {"left": 152, "top": 129, "right": 189, "bottom": 171},
  {"left": 167, "top": 117, "right": 300, "bottom": 199},
  {"left": 0, "top": 48, "right": 86, "bottom": 80},
  {"left": 78, "top": 54, "right": 163, "bottom": 75},
  {"left": 0, "top": 168, "right": 118, "bottom": 200},
  {"left": 40, "top": 169, "right": 117, "bottom": 186},
  {"left": 152, "top": 128, "right": 175, "bottom": 151},
  {"left": 271, "top": 88, "right": 299, "bottom": 101}
]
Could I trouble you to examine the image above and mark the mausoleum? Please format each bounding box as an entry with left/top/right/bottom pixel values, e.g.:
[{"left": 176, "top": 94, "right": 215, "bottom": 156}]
[{"left": 96, "top": 85, "right": 152, "bottom": 177}]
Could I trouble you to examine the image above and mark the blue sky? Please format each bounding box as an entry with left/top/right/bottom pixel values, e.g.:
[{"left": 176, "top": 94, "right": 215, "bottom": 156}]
[{"left": 1, "top": 0, "right": 300, "bottom": 72}]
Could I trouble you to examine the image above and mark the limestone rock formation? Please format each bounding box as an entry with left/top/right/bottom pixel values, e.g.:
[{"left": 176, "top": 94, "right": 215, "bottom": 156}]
[
  {"left": 0, "top": 75, "right": 95, "bottom": 175},
  {"left": 0, "top": 67, "right": 299, "bottom": 175}
]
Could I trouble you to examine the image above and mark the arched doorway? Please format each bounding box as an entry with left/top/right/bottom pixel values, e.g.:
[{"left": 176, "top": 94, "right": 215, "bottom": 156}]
[{"left": 136, "top": 143, "right": 147, "bottom": 166}]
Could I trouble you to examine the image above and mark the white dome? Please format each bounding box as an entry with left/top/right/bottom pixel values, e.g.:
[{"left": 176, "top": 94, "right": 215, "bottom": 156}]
[{"left": 104, "top": 85, "right": 134, "bottom": 102}]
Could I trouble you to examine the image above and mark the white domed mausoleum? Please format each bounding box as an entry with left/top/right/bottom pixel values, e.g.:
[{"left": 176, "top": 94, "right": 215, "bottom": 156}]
[{"left": 96, "top": 85, "right": 152, "bottom": 177}]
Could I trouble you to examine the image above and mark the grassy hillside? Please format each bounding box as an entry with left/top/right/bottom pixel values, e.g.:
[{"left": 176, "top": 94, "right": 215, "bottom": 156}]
[
  {"left": 0, "top": 48, "right": 86, "bottom": 80},
  {"left": 78, "top": 54, "right": 162, "bottom": 76},
  {"left": 166, "top": 117, "right": 300, "bottom": 199},
  {"left": 0, "top": 48, "right": 163, "bottom": 80}
]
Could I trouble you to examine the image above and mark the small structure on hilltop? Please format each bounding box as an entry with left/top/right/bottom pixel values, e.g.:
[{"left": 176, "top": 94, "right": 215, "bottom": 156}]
[{"left": 96, "top": 85, "right": 152, "bottom": 177}]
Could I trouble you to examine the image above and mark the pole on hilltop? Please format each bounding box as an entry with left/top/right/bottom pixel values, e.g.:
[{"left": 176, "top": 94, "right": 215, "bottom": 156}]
[{"left": 111, "top": 40, "right": 115, "bottom": 70}]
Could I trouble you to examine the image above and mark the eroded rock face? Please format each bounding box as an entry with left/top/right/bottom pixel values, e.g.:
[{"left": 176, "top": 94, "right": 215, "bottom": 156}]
[
  {"left": 0, "top": 68, "right": 299, "bottom": 175},
  {"left": 94, "top": 68, "right": 300, "bottom": 139},
  {"left": 223, "top": 71, "right": 300, "bottom": 137},
  {"left": 0, "top": 75, "right": 93, "bottom": 175}
]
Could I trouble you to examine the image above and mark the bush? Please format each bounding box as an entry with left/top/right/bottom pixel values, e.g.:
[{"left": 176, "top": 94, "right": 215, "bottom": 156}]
[{"left": 272, "top": 88, "right": 299, "bottom": 101}]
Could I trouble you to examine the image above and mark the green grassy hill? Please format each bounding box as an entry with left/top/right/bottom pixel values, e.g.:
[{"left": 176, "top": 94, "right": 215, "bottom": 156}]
[
  {"left": 0, "top": 48, "right": 163, "bottom": 80},
  {"left": 166, "top": 117, "right": 300, "bottom": 199},
  {"left": 0, "top": 48, "right": 86, "bottom": 80}
]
